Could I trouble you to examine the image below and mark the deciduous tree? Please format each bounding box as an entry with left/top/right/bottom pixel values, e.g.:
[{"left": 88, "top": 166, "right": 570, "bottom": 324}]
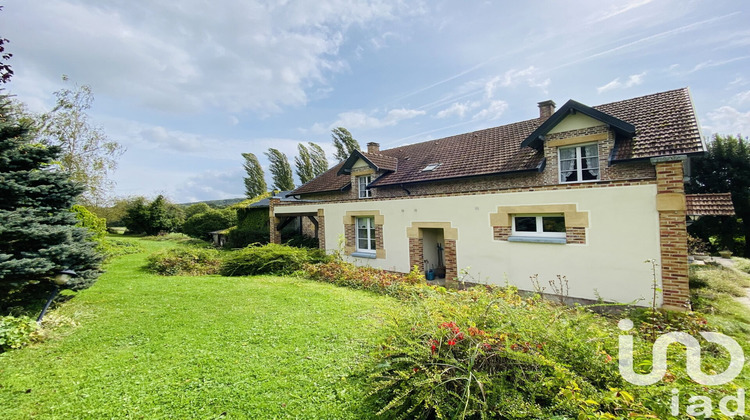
[
  {"left": 265, "top": 148, "right": 294, "bottom": 191},
  {"left": 36, "top": 76, "right": 125, "bottom": 206},
  {"left": 0, "top": 6, "right": 12, "bottom": 84},
  {"left": 308, "top": 142, "right": 329, "bottom": 176},
  {"left": 295, "top": 143, "right": 315, "bottom": 184},
  {"left": 242, "top": 152, "right": 267, "bottom": 198},
  {"left": 687, "top": 134, "right": 750, "bottom": 256},
  {"left": 122, "top": 195, "right": 184, "bottom": 235},
  {"left": 332, "top": 127, "right": 359, "bottom": 161}
]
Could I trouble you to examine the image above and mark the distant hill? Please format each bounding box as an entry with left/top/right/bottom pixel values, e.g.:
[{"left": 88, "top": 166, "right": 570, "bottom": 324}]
[{"left": 178, "top": 198, "right": 246, "bottom": 208}]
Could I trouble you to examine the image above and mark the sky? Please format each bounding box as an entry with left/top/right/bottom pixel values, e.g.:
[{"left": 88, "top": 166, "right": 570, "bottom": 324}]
[{"left": 2, "top": 0, "right": 750, "bottom": 203}]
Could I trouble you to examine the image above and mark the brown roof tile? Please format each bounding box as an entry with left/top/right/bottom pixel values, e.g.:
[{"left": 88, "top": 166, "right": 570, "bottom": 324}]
[
  {"left": 292, "top": 88, "right": 704, "bottom": 194},
  {"left": 686, "top": 193, "right": 735, "bottom": 216}
]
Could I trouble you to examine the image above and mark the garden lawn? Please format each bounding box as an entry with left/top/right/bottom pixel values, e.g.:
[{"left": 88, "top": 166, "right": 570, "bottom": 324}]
[{"left": 0, "top": 237, "right": 395, "bottom": 419}]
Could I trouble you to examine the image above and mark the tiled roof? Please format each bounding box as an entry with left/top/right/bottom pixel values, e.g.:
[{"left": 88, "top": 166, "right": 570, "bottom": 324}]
[
  {"left": 292, "top": 88, "right": 704, "bottom": 194},
  {"left": 292, "top": 161, "right": 350, "bottom": 195},
  {"left": 595, "top": 88, "right": 704, "bottom": 161},
  {"left": 686, "top": 193, "right": 735, "bottom": 216},
  {"left": 360, "top": 152, "right": 398, "bottom": 172}
]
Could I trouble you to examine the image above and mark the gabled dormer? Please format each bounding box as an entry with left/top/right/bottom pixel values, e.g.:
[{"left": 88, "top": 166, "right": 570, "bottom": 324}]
[
  {"left": 521, "top": 99, "right": 638, "bottom": 185},
  {"left": 337, "top": 143, "right": 398, "bottom": 199}
]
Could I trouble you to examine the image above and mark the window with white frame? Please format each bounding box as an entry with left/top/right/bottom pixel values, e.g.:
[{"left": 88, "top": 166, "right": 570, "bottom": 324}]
[
  {"left": 357, "top": 175, "right": 372, "bottom": 198},
  {"left": 559, "top": 143, "right": 600, "bottom": 183},
  {"left": 512, "top": 214, "right": 566, "bottom": 238},
  {"left": 356, "top": 216, "right": 376, "bottom": 252}
]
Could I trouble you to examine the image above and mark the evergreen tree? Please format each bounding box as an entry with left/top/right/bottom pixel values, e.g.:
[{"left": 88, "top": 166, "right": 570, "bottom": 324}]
[
  {"left": 687, "top": 134, "right": 750, "bottom": 256},
  {"left": 295, "top": 143, "right": 315, "bottom": 184},
  {"left": 308, "top": 142, "right": 329, "bottom": 176},
  {"left": 332, "top": 127, "right": 360, "bottom": 161},
  {"left": 0, "top": 97, "right": 103, "bottom": 300},
  {"left": 242, "top": 152, "right": 266, "bottom": 198},
  {"left": 265, "top": 148, "right": 295, "bottom": 191}
]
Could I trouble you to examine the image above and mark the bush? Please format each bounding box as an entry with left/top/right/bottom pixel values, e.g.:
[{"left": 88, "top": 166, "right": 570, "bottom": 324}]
[
  {"left": 146, "top": 247, "right": 223, "bottom": 276},
  {"left": 72, "top": 204, "right": 107, "bottom": 241},
  {"left": 0, "top": 315, "right": 40, "bottom": 352},
  {"left": 182, "top": 208, "right": 236, "bottom": 240},
  {"left": 304, "top": 260, "right": 425, "bottom": 297},
  {"left": 226, "top": 226, "right": 269, "bottom": 248},
  {"left": 365, "top": 286, "right": 738, "bottom": 419},
  {"left": 220, "top": 243, "right": 329, "bottom": 276}
]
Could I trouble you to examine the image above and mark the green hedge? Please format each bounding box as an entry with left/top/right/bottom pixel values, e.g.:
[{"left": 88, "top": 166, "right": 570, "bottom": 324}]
[{"left": 145, "top": 247, "right": 223, "bottom": 276}]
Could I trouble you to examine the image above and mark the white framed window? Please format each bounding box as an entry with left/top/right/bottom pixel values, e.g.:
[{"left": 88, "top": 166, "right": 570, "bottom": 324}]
[
  {"left": 559, "top": 143, "right": 600, "bottom": 183},
  {"left": 357, "top": 175, "right": 372, "bottom": 198},
  {"left": 356, "top": 216, "right": 376, "bottom": 252},
  {"left": 512, "top": 214, "right": 566, "bottom": 238}
]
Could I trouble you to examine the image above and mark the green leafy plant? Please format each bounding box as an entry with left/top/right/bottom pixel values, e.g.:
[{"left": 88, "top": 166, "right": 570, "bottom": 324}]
[
  {"left": 304, "top": 260, "right": 425, "bottom": 297},
  {"left": 145, "top": 247, "right": 222, "bottom": 276},
  {"left": 0, "top": 315, "right": 40, "bottom": 352},
  {"left": 220, "top": 243, "right": 328, "bottom": 276}
]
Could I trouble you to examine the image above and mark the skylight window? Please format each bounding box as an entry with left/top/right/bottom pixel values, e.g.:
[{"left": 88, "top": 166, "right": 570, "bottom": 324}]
[{"left": 421, "top": 163, "right": 440, "bottom": 172}]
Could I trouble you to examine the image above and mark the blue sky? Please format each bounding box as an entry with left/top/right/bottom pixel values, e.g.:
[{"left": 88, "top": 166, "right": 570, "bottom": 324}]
[{"left": 3, "top": 1, "right": 750, "bottom": 203}]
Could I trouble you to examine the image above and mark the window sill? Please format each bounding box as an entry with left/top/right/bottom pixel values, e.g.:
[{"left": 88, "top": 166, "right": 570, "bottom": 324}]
[
  {"left": 508, "top": 236, "right": 566, "bottom": 244},
  {"left": 351, "top": 251, "right": 377, "bottom": 259}
]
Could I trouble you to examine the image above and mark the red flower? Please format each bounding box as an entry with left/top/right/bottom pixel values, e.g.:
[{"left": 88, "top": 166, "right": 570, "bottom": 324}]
[
  {"left": 431, "top": 344, "right": 437, "bottom": 354},
  {"left": 413, "top": 367, "right": 419, "bottom": 372},
  {"left": 456, "top": 332, "right": 465, "bottom": 340},
  {"left": 447, "top": 339, "right": 456, "bottom": 346}
]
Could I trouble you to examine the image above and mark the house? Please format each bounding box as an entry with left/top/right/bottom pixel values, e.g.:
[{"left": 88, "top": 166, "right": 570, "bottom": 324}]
[{"left": 270, "top": 88, "right": 731, "bottom": 311}]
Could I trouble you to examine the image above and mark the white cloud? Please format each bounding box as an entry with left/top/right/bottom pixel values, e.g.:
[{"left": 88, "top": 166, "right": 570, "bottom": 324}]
[
  {"left": 703, "top": 106, "right": 750, "bottom": 136},
  {"left": 176, "top": 169, "right": 246, "bottom": 203},
  {"left": 597, "top": 71, "right": 646, "bottom": 93},
  {"left": 488, "top": 66, "right": 550, "bottom": 94},
  {"left": 472, "top": 100, "right": 508, "bottom": 121},
  {"left": 587, "top": 0, "right": 654, "bottom": 24},
  {"left": 688, "top": 56, "right": 750, "bottom": 74},
  {"left": 330, "top": 108, "right": 426, "bottom": 130},
  {"left": 435, "top": 101, "right": 480, "bottom": 119},
  {"left": 730, "top": 90, "right": 750, "bottom": 106},
  {"left": 5, "top": 1, "right": 423, "bottom": 114}
]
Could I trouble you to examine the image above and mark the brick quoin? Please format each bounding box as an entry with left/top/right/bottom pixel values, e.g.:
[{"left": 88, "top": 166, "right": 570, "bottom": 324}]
[
  {"left": 654, "top": 160, "right": 690, "bottom": 311},
  {"left": 269, "top": 198, "right": 281, "bottom": 244}
]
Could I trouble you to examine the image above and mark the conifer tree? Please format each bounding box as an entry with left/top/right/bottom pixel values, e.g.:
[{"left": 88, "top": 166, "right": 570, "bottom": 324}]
[
  {"left": 0, "top": 97, "right": 103, "bottom": 300},
  {"left": 295, "top": 143, "right": 315, "bottom": 184}
]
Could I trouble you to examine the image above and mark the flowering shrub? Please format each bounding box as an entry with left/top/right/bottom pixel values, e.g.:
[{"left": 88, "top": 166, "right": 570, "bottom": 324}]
[
  {"left": 303, "top": 261, "right": 426, "bottom": 297},
  {"left": 363, "top": 285, "right": 742, "bottom": 419},
  {"left": 146, "top": 247, "right": 223, "bottom": 276}
]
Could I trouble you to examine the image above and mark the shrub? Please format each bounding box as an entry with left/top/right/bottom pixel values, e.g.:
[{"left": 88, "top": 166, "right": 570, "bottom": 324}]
[
  {"left": 182, "top": 208, "right": 236, "bottom": 240},
  {"left": 304, "top": 260, "right": 425, "bottom": 297},
  {"left": 226, "top": 226, "right": 269, "bottom": 248},
  {"left": 146, "top": 247, "right": 222, "bottom": 276},
  {"left": 0, "top": 315, "right": 40, "bottom": 352},
  {"left": 365, "top": 286, "right": 738, "bottom": 419},
  {"left": 72, "top": 204, "right": 107, "bottom": 241},
  {"left": 220, "top": 243, "right": 329, "bottom": 276}
]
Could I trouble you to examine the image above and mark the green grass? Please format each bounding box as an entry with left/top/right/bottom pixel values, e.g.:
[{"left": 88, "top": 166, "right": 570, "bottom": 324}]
[{"left": 0, "top": 237, "right": 395, "bottom": 419}]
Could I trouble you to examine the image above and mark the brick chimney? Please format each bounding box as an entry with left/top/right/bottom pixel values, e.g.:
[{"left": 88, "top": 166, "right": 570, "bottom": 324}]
[
  {"left": 367, "top": 142, "right": 380, "bottom": 154},
  {"left": 537, "top": 100, "right": 556, "bottom": 120}
]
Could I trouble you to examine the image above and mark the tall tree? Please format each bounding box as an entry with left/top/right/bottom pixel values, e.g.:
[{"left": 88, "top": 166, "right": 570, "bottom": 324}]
[
  {"left": 687, "top": 134, "right": 750, "bottom": 256},
  {"left": 265, "top": 148, "right": 295, "bottom": 191},
  {"left": 121, "top": 195, "right": 184, "bottom": 235},
  {"left": 0, "top": 97, "right": 103, "bottom": 302},
  {"left": 0, "top": 7, "right": 13, "bottom": 84},
  {"left": 242, "top": 152, "right": 267, "bottom": 198},
  {"left": 308, "top": 142, "right": 329, "bottom": 176},
  {"left": 295, "top": 143, "right": 315, "bottom": 184},
  {"left": 332, "top": 127, "right": 360, "bottom": 161},
  {"left": 36, "top": 76, "right": 125, "bottom": 206}
]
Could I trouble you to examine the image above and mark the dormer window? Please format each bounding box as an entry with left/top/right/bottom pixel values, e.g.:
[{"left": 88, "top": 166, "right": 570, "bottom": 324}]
[
  {"left": 421, "top": 163, "right": 441, "bottom": 172},
  {"left": 559, "top": 144, "right": 599, "bottom": 183},
  {"left": 358, "top": 175, "right": 372, "bottom": 198}
]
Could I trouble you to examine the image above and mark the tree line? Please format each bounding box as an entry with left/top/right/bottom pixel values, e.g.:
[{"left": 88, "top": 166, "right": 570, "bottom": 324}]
[{"left": 242, "top": 127, "right": 361, "bottom": 196}]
